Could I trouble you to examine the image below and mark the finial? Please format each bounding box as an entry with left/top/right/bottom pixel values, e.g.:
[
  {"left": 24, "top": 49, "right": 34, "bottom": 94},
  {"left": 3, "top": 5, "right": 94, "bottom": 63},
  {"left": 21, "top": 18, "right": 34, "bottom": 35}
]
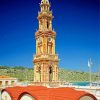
[{"left": 41, "top": 0, "right": 49, "bottom": 4}]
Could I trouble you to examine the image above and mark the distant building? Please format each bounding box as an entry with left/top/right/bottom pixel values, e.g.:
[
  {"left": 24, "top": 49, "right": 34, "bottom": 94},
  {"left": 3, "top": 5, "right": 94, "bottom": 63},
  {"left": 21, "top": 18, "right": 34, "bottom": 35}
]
[
  {"left": 1, "top": 86, "right": 97, "bottom": 100},
  {"left": 0, "top": 76, "right": 18, "bottom": 88}
]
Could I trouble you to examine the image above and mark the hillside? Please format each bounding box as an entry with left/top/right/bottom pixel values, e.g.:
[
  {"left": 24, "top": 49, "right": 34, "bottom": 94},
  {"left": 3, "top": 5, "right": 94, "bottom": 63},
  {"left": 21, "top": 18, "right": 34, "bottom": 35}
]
[
  {"left": 59, "top": 68, "right": 97, "bottom": 82},
  {"left": 0, "top": 66, "right": 34, "bottom": 81},
  {"left": 0, "top": 66, "right": 97, "bottom": 82}
]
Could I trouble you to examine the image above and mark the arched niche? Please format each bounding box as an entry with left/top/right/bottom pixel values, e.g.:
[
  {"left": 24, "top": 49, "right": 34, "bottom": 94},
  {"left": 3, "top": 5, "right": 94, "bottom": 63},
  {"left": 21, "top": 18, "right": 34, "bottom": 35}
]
[
  {"left": 48, "top": 65, "right": 53, "bottom": 82},
  {"left": 20, "top": 94, "right": 34, "bottom": 100},
  {"left": 2, "top": 91, "right": 11, "bottom": 100},
  {"left": 18, "top": 92, "right": 37, "bottom": 100}
]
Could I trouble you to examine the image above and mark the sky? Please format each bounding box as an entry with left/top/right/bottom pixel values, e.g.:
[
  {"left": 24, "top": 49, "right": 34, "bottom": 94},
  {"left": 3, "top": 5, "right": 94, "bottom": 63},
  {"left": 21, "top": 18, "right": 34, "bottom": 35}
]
[{"left": 0, "top": 0, "right": 100, "bottom": 72}]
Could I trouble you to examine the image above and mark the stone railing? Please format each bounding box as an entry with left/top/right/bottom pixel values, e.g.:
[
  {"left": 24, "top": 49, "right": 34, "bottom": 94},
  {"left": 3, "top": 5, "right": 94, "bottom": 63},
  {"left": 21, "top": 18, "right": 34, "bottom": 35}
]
[{"left": 32, "top": 81, "right": 60, "bottom": 87}]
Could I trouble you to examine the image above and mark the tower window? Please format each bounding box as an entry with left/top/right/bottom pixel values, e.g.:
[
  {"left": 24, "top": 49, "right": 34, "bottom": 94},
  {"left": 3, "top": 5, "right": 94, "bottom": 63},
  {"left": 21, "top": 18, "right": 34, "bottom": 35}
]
[
  {"left": 49, "top": 66, "right": 53, "bottom": 82},
  {"left": 49, "top": 66, "right": 52, "bottom": 74},
  {"left": 47, "top": 21, "right": 49, "bottom": 29}
]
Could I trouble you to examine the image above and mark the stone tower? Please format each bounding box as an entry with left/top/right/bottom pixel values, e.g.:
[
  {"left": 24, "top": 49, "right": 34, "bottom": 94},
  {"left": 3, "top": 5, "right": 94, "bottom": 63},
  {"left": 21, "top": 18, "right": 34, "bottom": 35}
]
[{"left": 33, "top": 0, "right": 59, "bottom": 83}]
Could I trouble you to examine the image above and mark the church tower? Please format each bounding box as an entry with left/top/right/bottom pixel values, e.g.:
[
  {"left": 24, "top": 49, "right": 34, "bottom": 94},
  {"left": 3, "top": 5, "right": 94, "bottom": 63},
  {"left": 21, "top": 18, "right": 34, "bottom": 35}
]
[{"left": 33, "top": 0, "right": 59, "bottom": 83}]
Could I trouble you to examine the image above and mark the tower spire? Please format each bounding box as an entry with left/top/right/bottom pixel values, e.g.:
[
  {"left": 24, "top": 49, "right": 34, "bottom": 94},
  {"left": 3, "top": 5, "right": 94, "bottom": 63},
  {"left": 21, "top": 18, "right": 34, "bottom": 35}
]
[
  {"left": 40, "top": 0, "right": 50, "bottom": 12},
  {"left": 33, "top": 0, "right": 59, "bottom": 84}
]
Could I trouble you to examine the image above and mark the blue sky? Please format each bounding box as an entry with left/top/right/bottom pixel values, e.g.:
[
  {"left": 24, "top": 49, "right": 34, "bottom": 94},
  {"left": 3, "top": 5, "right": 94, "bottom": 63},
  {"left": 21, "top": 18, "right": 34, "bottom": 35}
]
[{"left": 0, "top": 0, "right": 99, "bottom": 72}]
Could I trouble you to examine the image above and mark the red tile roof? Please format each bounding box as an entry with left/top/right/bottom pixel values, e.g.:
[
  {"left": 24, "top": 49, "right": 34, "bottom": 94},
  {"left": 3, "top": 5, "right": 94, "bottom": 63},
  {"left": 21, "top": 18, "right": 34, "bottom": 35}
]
[
  {"left": 2, "top": 86, "right": 47, "bottom": 100},
  {"left": 2, "top": 86, "right": 97, "bottom": 100}
]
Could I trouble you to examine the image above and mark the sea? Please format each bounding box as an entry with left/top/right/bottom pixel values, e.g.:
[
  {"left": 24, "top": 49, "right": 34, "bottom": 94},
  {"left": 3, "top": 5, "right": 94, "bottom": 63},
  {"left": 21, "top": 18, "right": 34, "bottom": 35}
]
[{"left": 72, "top": 82, "right": 90, "bottom": 86}]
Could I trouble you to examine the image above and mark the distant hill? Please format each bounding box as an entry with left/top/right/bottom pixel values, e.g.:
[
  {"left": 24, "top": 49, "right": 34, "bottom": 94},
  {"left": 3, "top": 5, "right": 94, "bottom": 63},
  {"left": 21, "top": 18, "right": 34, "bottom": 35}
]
[
  {"left": 0, "top": 66, "right": 97, "bottom": 82},
  {"left": 0, "top": 66, "right": 33, "bottom": 81},
  {"left": 58, "top": 68, "right": 97, "bottom": 82}
]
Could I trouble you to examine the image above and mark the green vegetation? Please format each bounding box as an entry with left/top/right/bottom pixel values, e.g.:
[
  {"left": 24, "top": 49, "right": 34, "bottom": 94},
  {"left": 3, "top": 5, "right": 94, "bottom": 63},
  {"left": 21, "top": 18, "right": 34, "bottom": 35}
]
[
  {"left": 0, "top": 66, "right": 98, "bottom": 82},
  {"left": 0, "top": 66, "right": 34, "bottom": 82},
  {"left": 58, "top": 68, "right": 97, "bottom": 82}
]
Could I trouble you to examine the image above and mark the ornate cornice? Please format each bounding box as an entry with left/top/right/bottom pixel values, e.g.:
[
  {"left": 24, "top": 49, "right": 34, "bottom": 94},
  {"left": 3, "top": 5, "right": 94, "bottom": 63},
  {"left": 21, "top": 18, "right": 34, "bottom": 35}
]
[
  {"left": 35, "top": 30, "right": 56, "bottom": 38},
  {"left": 37, "top": 11, "right": 53, "bottom": 20},
  {"left": 33, "top": 54, "right": 59, "bottom": 63}
]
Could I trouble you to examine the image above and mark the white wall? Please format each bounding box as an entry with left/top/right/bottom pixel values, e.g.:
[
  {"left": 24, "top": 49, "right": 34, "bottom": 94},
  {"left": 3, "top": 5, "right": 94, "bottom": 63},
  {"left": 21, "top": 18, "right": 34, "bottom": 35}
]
[
  {"left": 0, "top": 79, "right": 18, "bottom": 87},
  {"left": 0, "top": 91, "right": 1, "bottom": 100},
  {"left": 2, "top": 91, "right": 11, "bottom": 100},
  {"left": 20, "top": 94, "right": 34, "bottom": 100}
]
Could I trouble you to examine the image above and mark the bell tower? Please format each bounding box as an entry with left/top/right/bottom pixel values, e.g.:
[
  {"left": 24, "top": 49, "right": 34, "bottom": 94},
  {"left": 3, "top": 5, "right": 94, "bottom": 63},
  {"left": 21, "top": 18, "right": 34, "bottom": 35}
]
[{"left": 33, "top": 0, "right": 59, "bottom": 83}]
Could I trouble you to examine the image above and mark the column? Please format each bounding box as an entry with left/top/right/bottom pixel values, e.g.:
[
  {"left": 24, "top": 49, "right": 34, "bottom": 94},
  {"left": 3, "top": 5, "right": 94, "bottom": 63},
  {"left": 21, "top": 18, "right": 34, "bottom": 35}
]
[
  {"left": 56, "top": 66, "right": 58, "bottom": 81},
  {"left": 41, "top": 64, "right": 43, "bottom": 82},
  {"left": 52, "top": 70, "right": 55, "bottom": 82},
  {"left": 34, "top": 65, "right": 36, "bottom": 82},
  {"left": 52, "top": 38, "right": 55, "bottom": 54},
  {"left": 49, "top": 21, "right": 52, "bottom": 30},
  {"left": 39, "top": 20, "right": 41, "bottom": 30},
  {"left": 47, "top": 67, "right": 49, "bottom": 82},
  {"left": 36, "top": 40, "right": 38, "bottom": 54},
  {"left": 8, "top": 80, "right": 11, "bottom": 86},
  {"left": 43, "top": 37, "right": 47, "bottom": 53},
  {"left": 2, "top": 80, "right": 5, "bottom": 87}
]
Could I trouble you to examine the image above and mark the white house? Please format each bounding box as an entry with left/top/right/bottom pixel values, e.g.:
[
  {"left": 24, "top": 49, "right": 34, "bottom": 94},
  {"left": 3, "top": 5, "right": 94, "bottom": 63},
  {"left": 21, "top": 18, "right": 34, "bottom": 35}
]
[{"left": 0, "top": 76, "right": 18, "bottom": 88}]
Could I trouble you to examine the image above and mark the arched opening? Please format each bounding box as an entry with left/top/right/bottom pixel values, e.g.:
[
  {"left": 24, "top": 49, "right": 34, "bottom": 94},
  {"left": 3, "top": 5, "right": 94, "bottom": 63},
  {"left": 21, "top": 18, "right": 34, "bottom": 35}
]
[
  {"left": 0, "top": 81, "right": 2, "bottom": 86},
  {"left": 5, "top": 81, "right": 8, "bottom": 86},
  {"left": 47, "top": 21, "right": 49, "bottom": 29},
  {"left": 79, "top": 94, "right": 97, "bottom": 100},
  {"left": 18, "top": 92, "right": 37, "bottom": 100},
  {"left": 49, "top": 66, "right": 53, "bottom": 82},
  {"left": 1, "top": 91, "right": 11, "bottom": 100},
  {"left": 11, "top": 81, "right": 15, "bottom": 86},
  {"left": 80, "top": 96, "right": 95, "bottom": 100},
  {"left": 20, "top": 94, "right": 34, "bottom": 100}
]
